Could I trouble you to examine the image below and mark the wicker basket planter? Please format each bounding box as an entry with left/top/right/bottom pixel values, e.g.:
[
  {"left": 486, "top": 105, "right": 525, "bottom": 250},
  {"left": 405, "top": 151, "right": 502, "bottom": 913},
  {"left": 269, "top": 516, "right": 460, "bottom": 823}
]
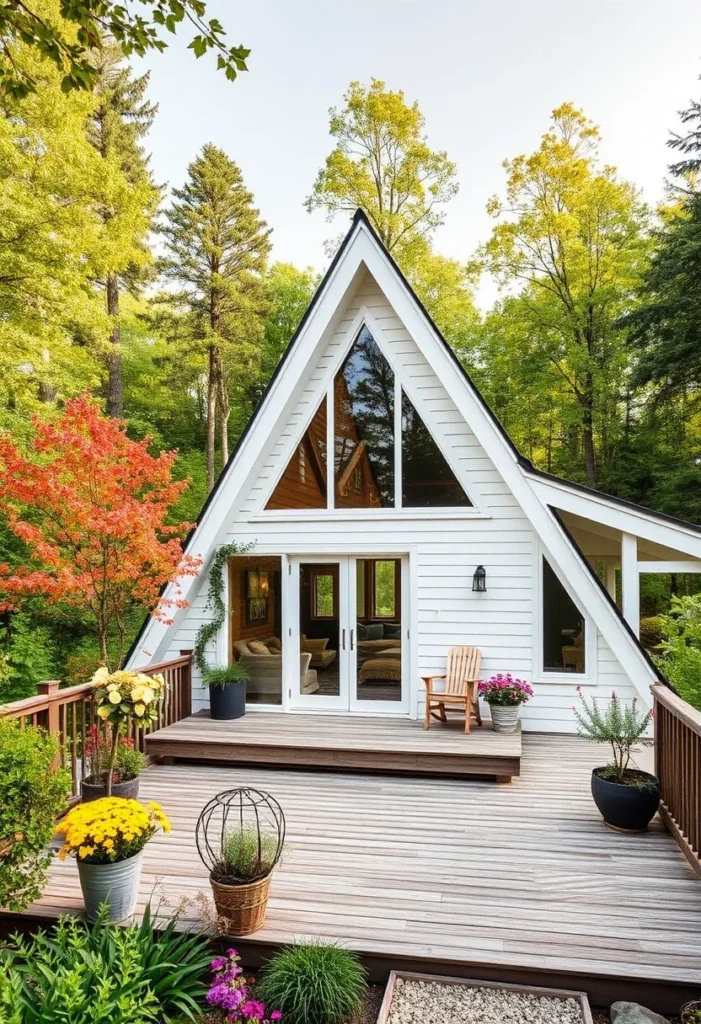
[{"left": 210, "top": 872, "right": 272, "bottom": 935}]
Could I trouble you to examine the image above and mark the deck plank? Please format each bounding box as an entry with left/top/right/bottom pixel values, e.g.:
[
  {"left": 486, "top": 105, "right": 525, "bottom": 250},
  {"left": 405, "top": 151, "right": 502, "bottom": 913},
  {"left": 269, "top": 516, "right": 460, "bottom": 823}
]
[
  {"left": 144, "top": 711, "right": 521, "bottom": 779},
  {"left": 7, "top": 734, "right": 701, "bottom": 1006}
]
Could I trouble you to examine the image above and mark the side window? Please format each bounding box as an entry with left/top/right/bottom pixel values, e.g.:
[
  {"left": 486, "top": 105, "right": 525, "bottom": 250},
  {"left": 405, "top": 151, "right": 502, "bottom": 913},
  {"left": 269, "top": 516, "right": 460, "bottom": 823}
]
[{"left": 542, "top": 557, "right": 586, "bottom": 673}]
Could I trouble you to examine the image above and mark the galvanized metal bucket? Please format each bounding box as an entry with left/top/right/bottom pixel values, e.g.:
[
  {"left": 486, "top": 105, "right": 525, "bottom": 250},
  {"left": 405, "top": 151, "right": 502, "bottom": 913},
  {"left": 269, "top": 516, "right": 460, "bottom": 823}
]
[
  {"left": 489, "top": 705, "right": 521, "bottom": 734},
  {"left": 77, "top": 850, "right": 143, "bottom": 922}
]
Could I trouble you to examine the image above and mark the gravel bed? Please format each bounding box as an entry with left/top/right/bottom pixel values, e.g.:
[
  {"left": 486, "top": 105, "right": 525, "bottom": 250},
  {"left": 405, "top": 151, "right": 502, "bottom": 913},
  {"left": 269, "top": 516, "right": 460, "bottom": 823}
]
[{"left": 386, "top": 977, "right": 585, "bottom": 1024}]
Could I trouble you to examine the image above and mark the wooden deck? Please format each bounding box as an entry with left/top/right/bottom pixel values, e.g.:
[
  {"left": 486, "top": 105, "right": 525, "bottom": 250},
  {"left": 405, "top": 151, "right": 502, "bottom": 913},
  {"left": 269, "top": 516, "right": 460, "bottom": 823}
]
[
  {"left": 8, "top": 734, "right": 701, "bottom": 1012},
  {"left": 144, "top": 711, "right": 522, "bottom": 781}
]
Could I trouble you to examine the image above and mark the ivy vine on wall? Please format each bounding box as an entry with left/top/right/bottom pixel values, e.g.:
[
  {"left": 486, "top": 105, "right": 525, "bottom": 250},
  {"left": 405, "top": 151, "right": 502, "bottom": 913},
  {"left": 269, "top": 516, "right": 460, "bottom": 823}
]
[{"left": 193, "top": 542, "right": 252, "bottom": 675}]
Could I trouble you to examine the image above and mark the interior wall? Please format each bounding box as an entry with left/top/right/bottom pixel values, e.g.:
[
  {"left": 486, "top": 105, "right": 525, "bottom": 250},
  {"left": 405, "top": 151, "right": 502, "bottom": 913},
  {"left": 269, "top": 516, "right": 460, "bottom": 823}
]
[{"left": 229, "top": 556, "right": 282, "bottom": 656}]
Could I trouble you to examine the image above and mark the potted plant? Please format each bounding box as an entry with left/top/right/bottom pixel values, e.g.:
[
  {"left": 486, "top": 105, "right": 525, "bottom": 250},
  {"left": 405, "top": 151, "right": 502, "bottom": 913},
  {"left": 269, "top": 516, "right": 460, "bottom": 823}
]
[
  {"left": 681, "top": 1001, "right": 701, "bottom": 1022},
  {"left": 56, "top": 796, "right": 170, "bottom": 922},
  {"left": 91, "top": 666, "right": 165, "bottom": 795},
  {"left": 478, "top": 673, "right": 534, "bottom": 733},
  {"left": 196, "top": 788, "right": 285, "bottom": 935},
  {"left": 574, "top": 688, "right": 659, "bottom": 832},
  {"left": 203, "top": 663, "right": 249, "bottom": 721},
  {"left": 81, "top": 725, "right": 146, "bottom": 802}
]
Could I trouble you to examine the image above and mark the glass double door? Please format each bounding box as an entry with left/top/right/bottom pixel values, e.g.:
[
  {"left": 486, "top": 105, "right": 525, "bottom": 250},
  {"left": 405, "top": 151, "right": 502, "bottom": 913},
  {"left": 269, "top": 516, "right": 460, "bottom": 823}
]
[{"left": 289, "top": 556, "right": 408, "bottom": 714}]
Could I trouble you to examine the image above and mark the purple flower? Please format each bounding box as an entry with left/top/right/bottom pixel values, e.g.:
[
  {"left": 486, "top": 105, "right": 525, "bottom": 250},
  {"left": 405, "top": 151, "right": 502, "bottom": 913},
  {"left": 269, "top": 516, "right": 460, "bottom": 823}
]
[
  {"left": 270, "top": 1012, "right": 282, "bottom": 1021},
  {"left": 478, "top": 673, "right": 534, "bottom": 706},
  {"left": 242, "top": 1000, "right": 266, "bottom": 1020},
  {"left": 211, "top": 956, "right": 227, "bottom": 972}
]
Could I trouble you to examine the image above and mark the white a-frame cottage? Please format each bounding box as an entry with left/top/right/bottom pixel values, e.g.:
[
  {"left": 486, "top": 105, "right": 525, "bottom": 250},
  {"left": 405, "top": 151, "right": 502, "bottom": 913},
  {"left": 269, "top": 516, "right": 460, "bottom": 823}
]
[{"left": 127, "top": 210, "right": 701, "bottom": 732}]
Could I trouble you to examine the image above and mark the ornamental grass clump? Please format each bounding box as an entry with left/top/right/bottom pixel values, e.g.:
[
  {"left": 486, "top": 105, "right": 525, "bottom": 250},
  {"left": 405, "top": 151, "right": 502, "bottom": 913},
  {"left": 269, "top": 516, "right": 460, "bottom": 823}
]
[
  {"left": 206, "top": 947, "right": 282, "bottom": 1023},
  {"left": 478, "top": 673, "right": 534, "bottom": 706},
  {"left": 574, "top": 687, "right": 653, "bottom": 786},
  {"left": 56, "top": 796, "right": 170, "bottom": 864},
  {"left": 256, "top": 941, "right": 367, "bottom": 1024}
]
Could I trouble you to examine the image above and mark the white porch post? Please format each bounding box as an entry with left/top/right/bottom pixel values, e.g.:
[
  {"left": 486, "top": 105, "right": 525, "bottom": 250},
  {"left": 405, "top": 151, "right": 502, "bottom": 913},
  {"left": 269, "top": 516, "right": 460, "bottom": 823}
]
[
  {"left": 621, "top": 533, "right": 639, "bottom": 636},
  {"left": 604, "top": 559, "right": 617, "bottom": 602}
]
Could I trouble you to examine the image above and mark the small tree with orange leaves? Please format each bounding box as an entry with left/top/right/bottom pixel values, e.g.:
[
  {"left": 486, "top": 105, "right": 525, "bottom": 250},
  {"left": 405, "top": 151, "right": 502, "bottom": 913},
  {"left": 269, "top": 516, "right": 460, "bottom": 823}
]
[{"left": 0, "top": 395, "right": 202, "bottom": 669}]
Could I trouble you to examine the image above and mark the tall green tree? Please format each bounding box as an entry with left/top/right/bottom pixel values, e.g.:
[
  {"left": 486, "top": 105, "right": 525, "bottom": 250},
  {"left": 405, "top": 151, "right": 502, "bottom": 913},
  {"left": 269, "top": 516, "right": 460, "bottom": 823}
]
[
  {"left": 161, "top": 145, "right": 272, "bottom": 490},
  {"left": 260, "top": 262, "right": 318, "bottom": 384},
  {"left": 306, "top": 79, "right": 458, "bottom": 264},
  {"left": 481, "top": 103, "right": 651, "bottom": 487},
  {"left": 306, "top": 78, "right": 478, "bottom": 350},
  {"left": 87, "top": 41, "right": 160, "bottom": 416}
]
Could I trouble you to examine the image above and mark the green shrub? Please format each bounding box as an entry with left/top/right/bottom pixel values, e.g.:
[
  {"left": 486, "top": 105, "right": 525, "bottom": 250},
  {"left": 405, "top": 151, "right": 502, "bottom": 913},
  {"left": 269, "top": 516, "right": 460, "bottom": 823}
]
[
  {"left": 212, "top": 823, "right": 280, "bottom": 884},
  {"left": 0, "top": 905, "right": 212, "bottom": 1024},
  {"left": 0, "top": 612, "right": 58, "bottom": 704},
  {"left": 0, "top": 719, "right": 71, "bottom": 911},
  {"left": 657, "top": 594, "right": 701, "bottom": 711},
  {"left": 256, "top": 941, "right": 367, "bottom": 1024},
  {"left": 639, "top": 615, "right": 664, "bottom": 651}
]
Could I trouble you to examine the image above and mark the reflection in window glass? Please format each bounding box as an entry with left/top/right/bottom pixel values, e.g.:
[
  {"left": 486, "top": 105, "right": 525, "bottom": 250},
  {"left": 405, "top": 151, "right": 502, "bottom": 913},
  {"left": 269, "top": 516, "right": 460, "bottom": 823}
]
[
  {"left": 401, "top": 391, "right": 472, "bottom": 508},
  {"left": 335, "top": 327, "right": 394, "bottom": 508},
  {"left": 374, "top": 560, "right": 396, "bottom": 617},
  {"left": 542, "top": 557, "right": 586, "bottom": 673},
  {"left": 314, "top": 573, "right": 334, "bottom": 618},
  {"left": 266, "top": 397, "right": 327, "bottom": 510}
]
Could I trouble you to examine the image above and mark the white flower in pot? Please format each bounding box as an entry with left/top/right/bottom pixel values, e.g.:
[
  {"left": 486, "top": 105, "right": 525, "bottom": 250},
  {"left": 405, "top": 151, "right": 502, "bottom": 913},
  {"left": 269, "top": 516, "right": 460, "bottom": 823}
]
[{"left": 478, "top": 674, "right": 534, "bottom": 733}]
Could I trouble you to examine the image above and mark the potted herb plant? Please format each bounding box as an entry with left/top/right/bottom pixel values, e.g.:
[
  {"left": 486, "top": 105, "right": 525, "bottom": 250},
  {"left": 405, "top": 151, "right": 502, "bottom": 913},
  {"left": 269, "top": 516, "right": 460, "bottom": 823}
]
[
  {"left": 91, "top": 667, "right": 166, "bottom": 796},
  {"left": 56, "top": 796, "right": 170, "bottom": 922},
  {"left": 196, "top": 788, "right": 285, "bottom": 935},
  {"left": 81, "top": 725, "right": 146, "bottom": 802},
  {"left": 681, "top": 1000, "right": 701, "bottom": 1022},
  {"left": 574, "top": 688, "right": 659, "bottom": 832},
  {"left": 478, "top": 673, "right": 534, "bottom": 733},
  {"left": 203, "top": 663, "right": 249, "bottom": 721}
]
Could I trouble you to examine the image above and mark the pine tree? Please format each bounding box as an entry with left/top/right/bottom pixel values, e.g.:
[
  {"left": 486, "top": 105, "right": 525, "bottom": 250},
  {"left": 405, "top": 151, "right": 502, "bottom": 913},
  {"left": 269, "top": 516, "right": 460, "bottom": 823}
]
[
  {"left": 161, "top": 145, "right": 272, "bottom": 490},
  {"left": 88, "top": 42, "right": 160, "bottom": 416}
]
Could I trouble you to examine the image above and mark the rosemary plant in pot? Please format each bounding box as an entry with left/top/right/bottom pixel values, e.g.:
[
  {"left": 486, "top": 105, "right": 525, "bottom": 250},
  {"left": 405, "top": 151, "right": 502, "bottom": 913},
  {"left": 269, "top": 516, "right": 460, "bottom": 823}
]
[
  {"left": 574, "top": 687, "right": 659, "bottom": 832},
  {"left": 478, "top": 673, "right": 534, "bottom": 733},
  {"left": 56, "top": 797, "right": 170, "bottom": 922},
  {"left": 196, "top": 787, "right": 285, "bottom": 935},
  {"left": 194, "top": 543, "right": 250, "bottom": 721}
]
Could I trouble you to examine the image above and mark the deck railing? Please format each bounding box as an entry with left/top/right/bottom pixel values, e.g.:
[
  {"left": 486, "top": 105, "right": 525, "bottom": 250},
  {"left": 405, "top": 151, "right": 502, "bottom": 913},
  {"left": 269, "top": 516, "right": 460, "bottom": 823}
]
[
  {"left": 0, "top": 654, "right": 192, "bottom": 801},
  {"left": 653, "top": 682, "right": 701, "bottom": 879}
]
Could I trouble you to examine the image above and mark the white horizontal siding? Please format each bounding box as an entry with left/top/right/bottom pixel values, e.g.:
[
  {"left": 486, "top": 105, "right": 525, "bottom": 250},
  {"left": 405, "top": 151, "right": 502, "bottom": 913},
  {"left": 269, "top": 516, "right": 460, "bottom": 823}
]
[{"left": 160, "top": 269, "right": 643, "bottom": 732}]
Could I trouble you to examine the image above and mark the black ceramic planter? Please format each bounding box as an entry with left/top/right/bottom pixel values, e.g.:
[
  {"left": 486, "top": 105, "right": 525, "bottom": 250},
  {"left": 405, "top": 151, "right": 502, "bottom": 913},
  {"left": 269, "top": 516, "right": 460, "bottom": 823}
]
[
  {"left": 209, "top": 682, "right": 246, "bottom": 721},
  {"left": 81, "top": 775, "right": 140, "bottom": 802},
  {"left": 591, "top": 768, "right": 660, "bottom": 832}
]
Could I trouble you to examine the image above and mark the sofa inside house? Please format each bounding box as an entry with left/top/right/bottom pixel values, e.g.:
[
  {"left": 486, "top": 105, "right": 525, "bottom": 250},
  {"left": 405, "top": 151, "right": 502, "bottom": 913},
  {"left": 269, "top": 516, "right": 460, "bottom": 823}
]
[{"left": 233, "top": 637, "right": 319, "bottom": 702}]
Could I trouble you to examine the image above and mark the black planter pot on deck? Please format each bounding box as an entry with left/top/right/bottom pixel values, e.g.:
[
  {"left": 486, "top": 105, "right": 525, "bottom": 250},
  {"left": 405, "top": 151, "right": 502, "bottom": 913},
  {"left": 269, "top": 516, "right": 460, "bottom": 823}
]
[
  {"left": 81, "top": 775, "right": 140, "bottom": 802},
  {"left": 209, "top": 682, "right": 246, "bottom": 721},
  {"left": 590, "top": 768, "right": 660, "bottom": 832}
]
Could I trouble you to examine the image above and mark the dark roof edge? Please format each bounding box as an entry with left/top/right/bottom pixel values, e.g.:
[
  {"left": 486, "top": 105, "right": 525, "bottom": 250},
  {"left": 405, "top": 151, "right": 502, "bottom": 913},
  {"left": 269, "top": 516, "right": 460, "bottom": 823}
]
[
  {"left": 526, "top": 462, "right": 701, "bottom": 538},
  {"left": 549, "top": 506, "right": 674, "bottom": 692}
]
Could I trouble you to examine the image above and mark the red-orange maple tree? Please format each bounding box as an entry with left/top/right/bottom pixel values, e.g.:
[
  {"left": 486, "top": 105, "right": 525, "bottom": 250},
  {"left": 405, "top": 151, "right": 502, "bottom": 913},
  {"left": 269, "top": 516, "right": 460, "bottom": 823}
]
[{"left": 0, "top": 395, "right": 202, "bottom": 668}]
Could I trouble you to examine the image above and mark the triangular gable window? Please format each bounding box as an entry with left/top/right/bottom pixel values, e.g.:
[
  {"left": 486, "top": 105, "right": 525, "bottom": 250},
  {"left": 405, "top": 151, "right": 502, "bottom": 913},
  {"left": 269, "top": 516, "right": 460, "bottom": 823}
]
[
  {"left": 265, "top": 396, "right": 327, "bottom": 510},
  {"left": 334, "top": 326, "right": 394, "bottom": 509},
  {"left": 401, "top": 391, "right": 472, "bottom": 508}
]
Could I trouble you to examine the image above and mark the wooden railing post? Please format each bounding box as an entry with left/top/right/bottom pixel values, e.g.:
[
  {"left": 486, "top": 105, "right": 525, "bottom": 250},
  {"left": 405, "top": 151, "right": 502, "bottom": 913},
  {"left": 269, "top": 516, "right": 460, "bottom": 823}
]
[
  {"left": 36, "top": 680, "right": 60, "bottom": 765},
  {"left": 180, "top": 650, "right": 192, "bottom": 718}
]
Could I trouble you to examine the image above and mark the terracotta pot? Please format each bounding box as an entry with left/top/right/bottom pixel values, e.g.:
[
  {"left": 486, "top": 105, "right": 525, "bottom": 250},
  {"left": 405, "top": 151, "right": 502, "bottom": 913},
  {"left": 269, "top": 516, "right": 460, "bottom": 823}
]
[
  {"left": 81, "top": 776, "right": 140, "bottom": 802},
  {"left": 77, "top": 851, "right": 142, "bottom": 922},
  {"left": 210, "top": 872, "right": 271, "bottom": 935},
  {"left": 591, "top": 768, "right": 660, "bottom": 832}
]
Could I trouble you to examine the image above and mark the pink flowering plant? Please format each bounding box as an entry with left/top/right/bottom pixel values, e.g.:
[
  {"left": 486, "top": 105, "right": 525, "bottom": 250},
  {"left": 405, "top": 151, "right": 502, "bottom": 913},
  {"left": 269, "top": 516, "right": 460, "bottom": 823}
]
[
  {"left": 478, "top": 673, "right": 534, "bottom": 706},
  {"left": 206, "top": 948, "right": 282, "bottom": 1023}
]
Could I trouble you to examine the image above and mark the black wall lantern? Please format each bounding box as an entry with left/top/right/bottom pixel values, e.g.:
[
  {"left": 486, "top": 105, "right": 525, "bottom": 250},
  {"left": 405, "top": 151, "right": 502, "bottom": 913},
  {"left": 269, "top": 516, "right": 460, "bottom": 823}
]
[{"left": 472, "top": 565, "right": 487, "bottom": 592}]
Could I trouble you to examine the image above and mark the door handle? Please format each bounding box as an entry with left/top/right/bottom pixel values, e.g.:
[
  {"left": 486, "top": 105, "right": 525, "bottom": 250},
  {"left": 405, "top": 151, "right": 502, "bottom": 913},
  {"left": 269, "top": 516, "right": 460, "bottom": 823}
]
[
  {"left": 342, "top": 628, "right": 346, "bottom": 651},
  {"left": 350, "top": 629, "right": 355, "bottom": 651}
]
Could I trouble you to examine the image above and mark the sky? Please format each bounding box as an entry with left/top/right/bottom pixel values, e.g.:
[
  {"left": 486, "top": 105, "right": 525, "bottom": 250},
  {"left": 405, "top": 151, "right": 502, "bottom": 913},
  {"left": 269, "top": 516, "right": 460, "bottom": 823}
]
[{"left": 134, "top": 0, "right": 701, "bottom": 309}]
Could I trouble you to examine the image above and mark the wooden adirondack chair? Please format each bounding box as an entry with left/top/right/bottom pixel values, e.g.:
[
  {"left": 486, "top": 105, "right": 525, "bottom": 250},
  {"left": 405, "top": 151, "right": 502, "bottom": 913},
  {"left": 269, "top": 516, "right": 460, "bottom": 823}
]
[{"left": 422, "top": 646, "right": 482, "bottom": 733}]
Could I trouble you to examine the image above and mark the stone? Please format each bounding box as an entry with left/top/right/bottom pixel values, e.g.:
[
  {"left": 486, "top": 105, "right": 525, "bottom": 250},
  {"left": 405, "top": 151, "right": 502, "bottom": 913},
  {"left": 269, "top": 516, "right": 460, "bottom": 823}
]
[{"left": 610, "top": 1002, "right": 669, "bottom": 1024}]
